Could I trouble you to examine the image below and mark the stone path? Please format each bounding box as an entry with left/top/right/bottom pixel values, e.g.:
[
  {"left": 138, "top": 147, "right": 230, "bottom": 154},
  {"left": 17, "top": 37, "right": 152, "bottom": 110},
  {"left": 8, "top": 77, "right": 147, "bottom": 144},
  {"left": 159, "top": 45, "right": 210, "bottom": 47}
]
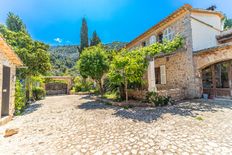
[{"left": 0, "top": 95, "right": 232, "bottom": 155}]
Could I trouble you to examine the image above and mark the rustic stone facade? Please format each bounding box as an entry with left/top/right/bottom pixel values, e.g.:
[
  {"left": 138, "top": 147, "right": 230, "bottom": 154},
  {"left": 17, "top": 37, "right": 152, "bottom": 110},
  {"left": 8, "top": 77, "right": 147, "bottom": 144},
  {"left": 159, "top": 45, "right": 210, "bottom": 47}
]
[
  {"left": 0, "top": 52, "right": 17, "bottom": 125},
  {"left": 126, "top": 5, "right": 230, "bottom": 100},
  {"left": 193, "top": 44, "right": 232, "bottom": 98},
  {"left": 0, "top": 36, "right": 22, "bottom": 125}
]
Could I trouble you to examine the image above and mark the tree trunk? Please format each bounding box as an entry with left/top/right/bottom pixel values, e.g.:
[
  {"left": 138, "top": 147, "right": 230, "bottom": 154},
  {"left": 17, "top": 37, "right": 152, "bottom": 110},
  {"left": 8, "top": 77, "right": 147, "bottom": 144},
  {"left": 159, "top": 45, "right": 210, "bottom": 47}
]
[
  {"left": 125, "top": 78, "right": 128, "bottom": 103},
  {"left": 119, "top": 84, "right": 126, "bottom": 100},
  {"left": 98, "top": 80, "right": 104, "bottom": 96},
  {"left": 25, "top": 76, "right": 32, "bottom": 103}
]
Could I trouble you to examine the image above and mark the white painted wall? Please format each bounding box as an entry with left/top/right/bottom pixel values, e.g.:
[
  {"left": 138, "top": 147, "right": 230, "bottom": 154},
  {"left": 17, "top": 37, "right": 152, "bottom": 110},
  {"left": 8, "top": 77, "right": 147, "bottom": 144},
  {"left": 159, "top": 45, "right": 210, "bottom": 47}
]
[
  {"left": 191, "top": 13, "right": 222, "bottom": 30},
  {"left": 191, "top": 13, "right": 222, "bottom": 51}
]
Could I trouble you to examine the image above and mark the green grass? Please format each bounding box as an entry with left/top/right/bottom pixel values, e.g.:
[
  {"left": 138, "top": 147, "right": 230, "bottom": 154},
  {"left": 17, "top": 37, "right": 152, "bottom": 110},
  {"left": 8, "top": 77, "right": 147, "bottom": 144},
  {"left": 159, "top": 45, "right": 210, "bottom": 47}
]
[
  {"left": 103, "top": 92, "right": 118, "bottom": 100},
  {"left": 195, "top": 116, "right": 204, "bottom": 121}
]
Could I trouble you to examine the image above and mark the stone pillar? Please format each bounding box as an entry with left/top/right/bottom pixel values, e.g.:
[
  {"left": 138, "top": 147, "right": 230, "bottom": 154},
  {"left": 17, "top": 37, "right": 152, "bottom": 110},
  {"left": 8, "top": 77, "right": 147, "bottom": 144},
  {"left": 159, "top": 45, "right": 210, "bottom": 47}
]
[{"left": 147, "top": 58, "right": 157, "bottom": 92}]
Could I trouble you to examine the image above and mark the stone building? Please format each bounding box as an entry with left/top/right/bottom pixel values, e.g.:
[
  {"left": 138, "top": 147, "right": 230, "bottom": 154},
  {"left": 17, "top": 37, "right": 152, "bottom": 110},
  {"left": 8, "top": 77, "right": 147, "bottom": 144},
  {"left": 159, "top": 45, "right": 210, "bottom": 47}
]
[
  {"left": 0, "top": 36, "right": 23, "bottom": 125},
  {"left": 126, "top": 4, "right": 232, "bottom": 100}
]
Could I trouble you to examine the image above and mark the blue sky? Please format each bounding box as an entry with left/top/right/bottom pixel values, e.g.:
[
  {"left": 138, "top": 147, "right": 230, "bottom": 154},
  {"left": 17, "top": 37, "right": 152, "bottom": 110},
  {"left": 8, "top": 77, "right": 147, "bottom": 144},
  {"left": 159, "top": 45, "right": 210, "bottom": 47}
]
[{"left": 0, "top": 0, "right": 231, "bottom": 45}]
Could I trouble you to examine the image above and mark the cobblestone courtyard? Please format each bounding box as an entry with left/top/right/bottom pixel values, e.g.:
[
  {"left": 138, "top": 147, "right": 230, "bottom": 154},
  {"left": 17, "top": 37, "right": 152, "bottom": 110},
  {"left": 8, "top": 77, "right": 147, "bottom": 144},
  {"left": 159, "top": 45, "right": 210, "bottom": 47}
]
[{"left": 0, "top": 95, "right": 232, "bottom": 155}]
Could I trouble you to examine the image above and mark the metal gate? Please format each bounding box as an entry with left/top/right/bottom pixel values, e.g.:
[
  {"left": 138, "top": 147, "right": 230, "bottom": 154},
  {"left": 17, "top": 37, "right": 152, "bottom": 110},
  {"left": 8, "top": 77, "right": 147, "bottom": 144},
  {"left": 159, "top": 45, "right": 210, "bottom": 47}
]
[{"left": 45, "top": 83, "right": 68, "bottom": 96}]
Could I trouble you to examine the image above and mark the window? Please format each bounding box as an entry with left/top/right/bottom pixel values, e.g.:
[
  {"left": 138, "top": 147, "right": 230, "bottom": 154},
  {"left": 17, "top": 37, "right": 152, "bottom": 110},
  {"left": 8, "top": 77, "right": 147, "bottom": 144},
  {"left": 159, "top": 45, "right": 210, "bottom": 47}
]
[
  {"left": 158, "top": 33, "right": 163, "bottom": 43},
  {"left": 155, "top": 67, "right": 161, "bottom": 84},
  {"left": 215, "top": 62, "right": 229, "bottom": 88},
  {"left": 142, "top": 41, "right": 146, "bottom": 47},
  {"left": 202, "top": 67, "right": 213, "bottom": 88},
  {"left": 155, "top": 65, "right": 166, "bottom": 85},
  {"left": 149, "top": 35, "right": 156, "bottom": 45},
  {"left": 163, "top": 27, "right": 175, "bottom": 41}
]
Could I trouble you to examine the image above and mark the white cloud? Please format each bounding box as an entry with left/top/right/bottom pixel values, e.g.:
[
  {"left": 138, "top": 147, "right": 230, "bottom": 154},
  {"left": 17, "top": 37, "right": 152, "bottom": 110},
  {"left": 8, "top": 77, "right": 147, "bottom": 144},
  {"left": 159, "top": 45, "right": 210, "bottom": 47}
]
[{"left": 54, "top": 38, "right": 62, "bottom": 43}]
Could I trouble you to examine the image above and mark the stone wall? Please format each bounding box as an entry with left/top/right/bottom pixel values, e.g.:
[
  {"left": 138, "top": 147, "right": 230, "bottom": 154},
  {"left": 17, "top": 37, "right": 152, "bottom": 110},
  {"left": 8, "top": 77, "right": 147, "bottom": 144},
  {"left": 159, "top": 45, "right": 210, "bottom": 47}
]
[
  {"left": 154, "top": 13, "right": 198, "bottom": 100},
  {"left": 127, "top": 88, "right": 184, "bottom": 101},
  {"left": 0, "top": 51, "right": 16, "bottom": 124},
  {"left": 127, "top": 13, "right": 199, "bottom": 101},
  {"left": 193, "top": 46, "right": 232, "bottom": 98}
]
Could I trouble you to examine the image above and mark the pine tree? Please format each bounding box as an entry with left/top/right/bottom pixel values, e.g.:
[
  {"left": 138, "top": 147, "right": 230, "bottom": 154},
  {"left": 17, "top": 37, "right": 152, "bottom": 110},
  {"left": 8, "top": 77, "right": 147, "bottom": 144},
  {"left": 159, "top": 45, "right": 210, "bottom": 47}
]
[
  {"left": 80, "top": 17, "right": 89, "bottom": 53},
  {"left": 90, "top": 30, "right": 101, "bottom": 46},
  {"left": 6, "top": 12, "right": 27, "bottom": 34}
]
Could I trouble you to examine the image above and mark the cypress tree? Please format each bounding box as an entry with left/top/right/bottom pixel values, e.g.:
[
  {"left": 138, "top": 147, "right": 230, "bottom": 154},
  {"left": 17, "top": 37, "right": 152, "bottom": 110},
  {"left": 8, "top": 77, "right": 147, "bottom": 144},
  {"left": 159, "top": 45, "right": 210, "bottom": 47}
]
[
  {"left": 80, "top": 17, "right": 89, "bottom": 53},
  {"left": 90, "top": 30, "right": 101, "bottom": 46},
  {"left": 6, "top": 12, "right": 28, "bottom": 34}
]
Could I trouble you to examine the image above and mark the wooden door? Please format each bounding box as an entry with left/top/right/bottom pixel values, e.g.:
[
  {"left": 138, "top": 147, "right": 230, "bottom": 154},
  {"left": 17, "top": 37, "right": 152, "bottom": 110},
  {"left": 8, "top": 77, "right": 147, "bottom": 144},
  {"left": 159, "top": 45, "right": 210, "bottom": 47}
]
[{"left": 1, "top": 66, "right": 11, "bottom": 117}]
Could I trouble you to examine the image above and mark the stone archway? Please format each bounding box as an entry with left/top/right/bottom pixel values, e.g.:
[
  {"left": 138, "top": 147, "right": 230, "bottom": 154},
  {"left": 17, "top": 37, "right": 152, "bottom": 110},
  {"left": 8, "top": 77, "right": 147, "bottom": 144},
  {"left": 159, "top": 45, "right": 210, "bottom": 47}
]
[
  {"left": 194, "top": 44, "right": 232, "bottom": 70},
  {"left": 44, "top": 76, "right": 73, "bottom": 96},
  {"left": 193, "top": 44, "right": 232, "bottom": 98}
]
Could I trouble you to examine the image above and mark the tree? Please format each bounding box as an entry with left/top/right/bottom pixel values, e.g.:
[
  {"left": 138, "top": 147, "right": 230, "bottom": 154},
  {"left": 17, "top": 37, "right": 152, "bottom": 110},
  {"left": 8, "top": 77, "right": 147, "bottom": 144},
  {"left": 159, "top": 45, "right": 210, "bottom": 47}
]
[
  {"left": 80, "top": 17, "right": 89, "bottom": 53},
  {"left": 108, "top": 49, "right": 147, "bottom": 102},
  {"left": 6, "top": 12, "right": 27, "bottom": 34},
  {"left": 0, "top": 24, "right": 51, "bottom": 100},
  {"left": 224, "top": 17, "right": 232, "bottom": 30},
  {"left": 108, "top": 36, "right": 183, "bottom": 102},
  {"left": 90, "top": 30, "right": 101, "bottom": 46},
  {"left": 77, "top": 45, "right": 109, "bottom": 95}
]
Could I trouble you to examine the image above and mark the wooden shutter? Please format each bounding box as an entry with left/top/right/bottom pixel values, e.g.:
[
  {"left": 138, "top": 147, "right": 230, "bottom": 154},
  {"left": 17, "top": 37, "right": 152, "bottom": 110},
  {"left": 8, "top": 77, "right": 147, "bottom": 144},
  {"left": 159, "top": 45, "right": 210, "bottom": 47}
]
[{"left": 160, "top": 65, "right": 166, "bottom": 84}]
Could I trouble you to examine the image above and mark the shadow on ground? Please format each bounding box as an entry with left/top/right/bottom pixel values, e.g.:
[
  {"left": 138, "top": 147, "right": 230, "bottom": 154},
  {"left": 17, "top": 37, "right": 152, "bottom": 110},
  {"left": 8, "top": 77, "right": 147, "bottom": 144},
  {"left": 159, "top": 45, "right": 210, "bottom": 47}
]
[
  {"left": 78, "top": 95, "right": 232, "bottom": 123},
  {"left": 22, "top": 102, "right": 42, "bottom": 115}
]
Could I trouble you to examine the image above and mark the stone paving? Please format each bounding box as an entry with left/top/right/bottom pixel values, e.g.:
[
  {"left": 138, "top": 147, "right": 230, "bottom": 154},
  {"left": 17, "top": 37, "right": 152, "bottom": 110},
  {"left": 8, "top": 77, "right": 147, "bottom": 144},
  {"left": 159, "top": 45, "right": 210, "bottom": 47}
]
[{"left": 0, "top": 95, "right": 232, "bottom": 155}]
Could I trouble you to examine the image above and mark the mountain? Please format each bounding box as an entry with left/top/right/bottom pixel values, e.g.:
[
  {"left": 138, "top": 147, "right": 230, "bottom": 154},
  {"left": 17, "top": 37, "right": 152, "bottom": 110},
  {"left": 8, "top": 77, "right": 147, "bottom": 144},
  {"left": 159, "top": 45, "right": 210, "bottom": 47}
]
[
  {"left": 104, "top": 41, "right": 127, "bottom": 51},
  {"left": 49, "top": 45, "right": 79, "bottom": 76},
  {"left": 49, "top": 42, "right": 127, "bottom": 76}
]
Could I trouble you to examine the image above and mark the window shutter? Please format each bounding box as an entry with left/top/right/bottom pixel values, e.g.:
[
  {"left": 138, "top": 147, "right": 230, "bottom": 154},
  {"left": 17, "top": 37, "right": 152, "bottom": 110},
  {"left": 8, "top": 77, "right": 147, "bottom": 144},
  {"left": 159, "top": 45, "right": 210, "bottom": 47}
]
[{"left": 160, "top": 65, "right": 166, "bottom": 84}]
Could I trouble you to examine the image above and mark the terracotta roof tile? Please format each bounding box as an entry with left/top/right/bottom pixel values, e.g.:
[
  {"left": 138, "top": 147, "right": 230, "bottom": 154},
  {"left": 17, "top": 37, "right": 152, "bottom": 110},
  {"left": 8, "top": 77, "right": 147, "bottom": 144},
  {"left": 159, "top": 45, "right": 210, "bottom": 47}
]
[{"left": 0, "top": 36, "right": 23, "bottom": 66}]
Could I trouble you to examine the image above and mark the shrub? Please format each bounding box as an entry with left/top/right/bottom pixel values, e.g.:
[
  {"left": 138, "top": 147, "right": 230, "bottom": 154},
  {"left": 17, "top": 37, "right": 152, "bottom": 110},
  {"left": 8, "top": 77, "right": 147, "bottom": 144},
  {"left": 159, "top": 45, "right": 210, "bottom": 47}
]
[
  {"left": 73, "top": 76, "right": 95, "bottom": 92},
  {"left": 15, "top": 80, "right": 26, "bottom": 115},
  {"left": 145, "top": 91, "right": 172, "bottom": 107},
  {"left": 103, "top": 91, "right": 118, "bottom": 100},
  {"left": 32, "top": 87, "right": 46, "bottom": 100}
]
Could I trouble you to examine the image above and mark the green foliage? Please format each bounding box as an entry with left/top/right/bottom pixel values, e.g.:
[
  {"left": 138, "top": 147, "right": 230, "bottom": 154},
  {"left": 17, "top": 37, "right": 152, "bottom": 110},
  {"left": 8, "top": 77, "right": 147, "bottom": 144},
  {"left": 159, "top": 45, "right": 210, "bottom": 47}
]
[
  {"left": 80, "top": 17, "right": 89, "bottom": 52},
  {"left": 103, "top": 91, "right": 119, "bottom": 100},
  {"left": 142, "top": 36, "right": 184, "bottom": 56},
  {"left": 90, "top": 30, "right": 101, "bottom": 46},
  {"left": 73, "top": 76, "right": 94, "bottom": 92},
  {"left": 1, "top": 13, "right": 51, "bottom": 101},
  {"left": 108, "top": 49, "right": 148, "bottom": 85},
  {"left": 108, "top": 36, "right": 183, "bottom": 102},
  {"left": 77, "top": 45, "right": 109, "bottom": 94},
  {"left": 32, "top": 87, "right": 46, "bottom": 101},
  {"left": 0, "top": 25, "right": 51, "bottom": 78},
  {"left": 15, "top": 80, "right": 26, "bottom": 115},
  {"left": 6, "top": 12, "right": 27, "bottom": 34},
  {"left": 49, "top": 45, "right": 79, "bottom": 76},
  {"left": 104, "top": 42, "right": 127, "bottom": 51},
  {"left": 145, "top": 91, "right": 171, "bottom": 107},
  {"left": 224, "top": 17, "right": 232, "bottom": 30},
  {"left": 195, "top": 116, "right": 204, "bottom": 121}
]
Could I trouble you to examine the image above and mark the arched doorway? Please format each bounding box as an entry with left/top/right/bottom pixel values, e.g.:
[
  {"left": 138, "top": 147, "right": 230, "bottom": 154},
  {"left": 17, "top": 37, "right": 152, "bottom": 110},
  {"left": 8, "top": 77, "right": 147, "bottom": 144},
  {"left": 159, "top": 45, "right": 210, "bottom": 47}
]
[{"left": 202, "top": 60, "right": 232, "bottom": 98}]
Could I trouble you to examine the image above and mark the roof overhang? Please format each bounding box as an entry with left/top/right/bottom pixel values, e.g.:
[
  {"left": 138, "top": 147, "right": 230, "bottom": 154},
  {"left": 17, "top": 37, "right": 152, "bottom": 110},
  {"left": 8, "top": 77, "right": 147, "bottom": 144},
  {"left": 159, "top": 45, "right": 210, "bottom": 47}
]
[
  {"left": 126, "top": 4, "right": 192, "bottom": 49},
  {"left": 191, "top": 8, "right": 224, "bottom": 19},
  {"left": 193, "top": 43, "right": 232, "bottom": 55},
  {"left": 0, "top": 36, "right": 23, "bottom": 67},
  {"left": 216, "top": 29, "right": 232, "bottom": 43},
  {"left": 126, "top": 4, "right": 225, "bottom": 50}
]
